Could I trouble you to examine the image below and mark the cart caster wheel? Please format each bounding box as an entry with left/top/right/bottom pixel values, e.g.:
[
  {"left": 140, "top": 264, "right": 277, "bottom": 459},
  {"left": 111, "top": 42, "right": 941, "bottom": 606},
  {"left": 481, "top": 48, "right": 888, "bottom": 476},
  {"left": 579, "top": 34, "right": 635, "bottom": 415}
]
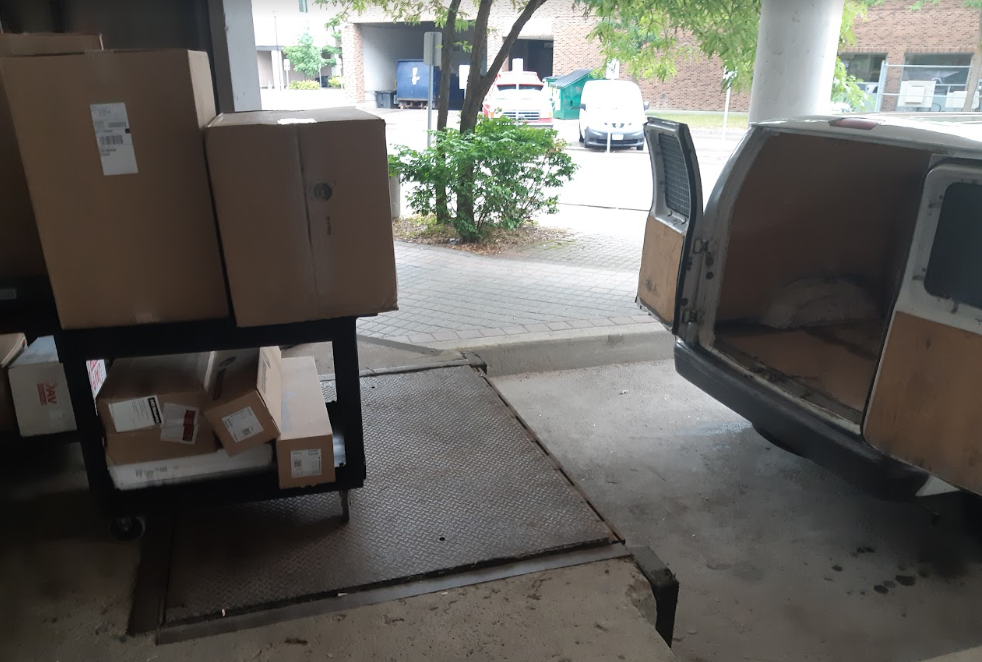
[{"left": 109, "top": 516, "right": 145, "bottom": 542}]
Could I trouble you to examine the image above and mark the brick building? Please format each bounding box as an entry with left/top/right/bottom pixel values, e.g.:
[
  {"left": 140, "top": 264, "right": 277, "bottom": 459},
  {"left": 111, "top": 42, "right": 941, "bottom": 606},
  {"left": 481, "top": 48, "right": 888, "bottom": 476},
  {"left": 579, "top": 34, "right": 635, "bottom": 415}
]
[{"left": 265, "top": 0, "right": 982, "bottom": 112}]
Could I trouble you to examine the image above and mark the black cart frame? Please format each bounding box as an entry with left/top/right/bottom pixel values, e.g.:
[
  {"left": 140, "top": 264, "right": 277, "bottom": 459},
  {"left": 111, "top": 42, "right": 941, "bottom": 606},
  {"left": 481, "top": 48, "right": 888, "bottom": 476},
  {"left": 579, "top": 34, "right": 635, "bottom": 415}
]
[{"left": 2, "top": 284, "right": 365, "bottom": 521}]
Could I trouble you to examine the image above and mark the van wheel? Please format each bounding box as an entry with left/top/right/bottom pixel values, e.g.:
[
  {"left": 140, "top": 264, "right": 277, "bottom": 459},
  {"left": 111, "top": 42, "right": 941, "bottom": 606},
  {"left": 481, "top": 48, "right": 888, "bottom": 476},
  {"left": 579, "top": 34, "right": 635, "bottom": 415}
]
[
  {"left": 636, "top": 145, "right": 644, "bottom": 151},
  {"left": 578, "top": 131, "right": 584, "bottom": 143}
]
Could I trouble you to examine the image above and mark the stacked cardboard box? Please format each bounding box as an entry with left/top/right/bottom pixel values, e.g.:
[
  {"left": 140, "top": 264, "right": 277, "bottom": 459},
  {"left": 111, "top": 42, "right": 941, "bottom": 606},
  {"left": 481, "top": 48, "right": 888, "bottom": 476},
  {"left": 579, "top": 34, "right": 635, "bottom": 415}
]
[
  {"left": 0, "top": 33, "right": 103, "bottom": 281},
  {"left": 1, "top": 37, "right": 378, "bottom": 487},
  {"left": 93, "top": 346, "right": 333, "bottom": 490}
]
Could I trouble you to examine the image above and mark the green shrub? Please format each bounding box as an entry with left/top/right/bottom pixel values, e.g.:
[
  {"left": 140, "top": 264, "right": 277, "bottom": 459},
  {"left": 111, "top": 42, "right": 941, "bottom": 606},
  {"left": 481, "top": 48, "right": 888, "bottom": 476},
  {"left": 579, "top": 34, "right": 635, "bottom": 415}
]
[
  {"left": 388, "top": 117, "right": 576, "bottom": 242},
  {"left": 328, "top": 76, "right": 343, "bottom": 88},
  {"left": 288, "top": 80, "right": 321, "bottom": 90}
]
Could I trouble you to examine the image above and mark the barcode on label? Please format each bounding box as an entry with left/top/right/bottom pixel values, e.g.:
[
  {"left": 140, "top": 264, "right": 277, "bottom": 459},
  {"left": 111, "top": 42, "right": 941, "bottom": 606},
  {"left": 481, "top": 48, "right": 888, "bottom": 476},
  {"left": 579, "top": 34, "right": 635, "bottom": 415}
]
[
  {"left": 241, "top": 426, "right": 254, "bottom": 437},
  {"left": 293, "top": 460, "right": 302, "bottom": 469},
  {"left": 107, "top": 121, "right": 128, "bottom": 128},
  {"left": 99, "top": 134, "right": 126, "bottom": 146}
]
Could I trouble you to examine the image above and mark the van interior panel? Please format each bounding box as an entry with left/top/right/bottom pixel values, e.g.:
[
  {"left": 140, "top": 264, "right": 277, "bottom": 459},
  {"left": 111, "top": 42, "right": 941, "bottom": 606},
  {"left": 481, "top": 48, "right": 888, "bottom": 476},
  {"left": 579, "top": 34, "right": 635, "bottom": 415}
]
[
  {"left": 715, "top": 322, "right": 882, "bottom": 423},
  {"left": 865, "top": 312, "right": 982, "bottom": 494},
  {"left": 638, "top": 216, "right": 684, "bottom": 325},
  {"left": 712, "top": 132, "right": 933, "bottom": 420}
]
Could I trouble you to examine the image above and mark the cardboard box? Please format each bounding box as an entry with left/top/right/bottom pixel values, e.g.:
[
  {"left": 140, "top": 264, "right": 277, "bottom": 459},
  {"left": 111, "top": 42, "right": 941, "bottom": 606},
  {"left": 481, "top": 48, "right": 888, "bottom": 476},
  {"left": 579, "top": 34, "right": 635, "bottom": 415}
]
[
  {"left": 0, "top": 49, "right": 229, "bottom": 328},
  {"left": 204, "top": 347, "right": 282, "bottom": 456},
  {"left": 8, "top": 336, "right": 106, "bottom": 437},
  {"left": 276, "top": 356, "right": 335, "bottom": 489},
  {"left": 0, "top": 33, "right": 103, "bottom": 280},
  {"left": 205, "top": 108, "right": 397, "bottom": 327},
  {"left": 97, "top": 353, "right": 218, "bottom": 465},
  {"left": 0, "top": 333, "right": 27, "bottom": 433}
]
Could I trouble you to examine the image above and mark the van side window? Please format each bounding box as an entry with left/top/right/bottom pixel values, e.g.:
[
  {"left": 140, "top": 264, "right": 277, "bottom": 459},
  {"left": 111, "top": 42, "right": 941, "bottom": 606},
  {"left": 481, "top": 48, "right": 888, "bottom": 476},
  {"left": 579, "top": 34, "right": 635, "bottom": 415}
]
[
  {"left": 924, "top": 182, "right": 982, "bottom": 310},
  {"left": 658, "top": 133, "right": 691, "bottom": 219}
]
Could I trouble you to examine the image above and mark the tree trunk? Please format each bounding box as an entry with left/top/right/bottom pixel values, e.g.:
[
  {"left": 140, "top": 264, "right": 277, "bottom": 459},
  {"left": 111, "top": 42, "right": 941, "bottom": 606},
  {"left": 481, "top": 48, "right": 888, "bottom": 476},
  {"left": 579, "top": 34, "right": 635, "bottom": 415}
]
[
  {"left": 458, "top": 0, "right": 548, "bottom": 231},
  {"left": 437, "top": 0, "right": 461, "bottom": 129},
  {"left": 963, "top": 7, "right": 982, "bottom": 112},
  {"left": 434, "top": 0, "right": 461, "bottom": 226}
]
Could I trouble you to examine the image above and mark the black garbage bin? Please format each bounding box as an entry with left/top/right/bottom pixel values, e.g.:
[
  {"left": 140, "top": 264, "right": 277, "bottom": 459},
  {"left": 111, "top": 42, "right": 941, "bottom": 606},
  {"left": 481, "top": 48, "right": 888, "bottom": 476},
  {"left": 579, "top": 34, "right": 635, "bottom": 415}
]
[{"left": 375, "top": 90, "right": 397, "bottom": 109}]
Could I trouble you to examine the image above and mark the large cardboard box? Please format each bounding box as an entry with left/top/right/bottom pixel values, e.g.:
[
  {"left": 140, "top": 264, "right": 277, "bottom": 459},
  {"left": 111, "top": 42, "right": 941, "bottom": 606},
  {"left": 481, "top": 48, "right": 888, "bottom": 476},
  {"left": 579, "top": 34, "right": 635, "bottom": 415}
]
[
  {"left": 0, "top": 33, "right": 103, "bottom": 281},
  {"left": 9, "top": 336, "right": 106, "bottom": 437},
  {"left": 0, "top": 49, "right": 229, "bottom": 328},
  {"left": 0, "top": 333, "right": 27, "bottom": 433},
  {"left": 204, "top": 347, "right": 282, "bottom": 456},
  {"left": 276, "top": 357, "right": 335, "bottom": 489},
  {"left": 205, "top": 108, "right": 397, "bottom": 327},
  {"left": 97, "top": 353, "right": 218, "bottom": 465}
]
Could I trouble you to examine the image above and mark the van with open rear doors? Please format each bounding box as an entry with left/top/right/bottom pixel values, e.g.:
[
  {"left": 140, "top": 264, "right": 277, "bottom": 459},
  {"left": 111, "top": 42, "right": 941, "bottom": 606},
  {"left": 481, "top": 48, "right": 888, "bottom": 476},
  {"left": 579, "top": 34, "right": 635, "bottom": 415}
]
[{"left": 638, "top": 114, "right": 982, "bottom": 500}]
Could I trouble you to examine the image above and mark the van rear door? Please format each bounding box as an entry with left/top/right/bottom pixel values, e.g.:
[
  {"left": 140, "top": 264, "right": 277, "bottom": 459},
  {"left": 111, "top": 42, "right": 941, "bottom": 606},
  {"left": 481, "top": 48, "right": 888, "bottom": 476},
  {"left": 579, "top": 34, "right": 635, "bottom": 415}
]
[
  {"left": 865, "top": 163, "right": 982, "bottom": 494},
  {"left": 637, "top": 118, "right": 703, "bottom": 333}
]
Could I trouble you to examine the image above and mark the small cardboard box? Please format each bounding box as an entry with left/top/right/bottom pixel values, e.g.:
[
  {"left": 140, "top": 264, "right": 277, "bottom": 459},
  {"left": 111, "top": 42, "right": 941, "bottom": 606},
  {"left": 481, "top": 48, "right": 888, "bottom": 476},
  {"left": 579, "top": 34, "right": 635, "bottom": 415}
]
[
  {"left": 0, "top": 32, "right": 103, "bottom": 280},
  {"left": 97, "top": 352, "right": 218, "bottom": 465},
  {"left": 204, "top": 347, "right": 282, "bottom": 456},
  {"left": 8, "top": 336, "right": 105, "bottom": 437},
  {"left": 0, "top": 333, "right": 27, "bottom": 433},
  {"left": 205, "top": 108, "right": 397, "bottom": 327},
  {"left": 276, "top": 356, "right": 335, "bottom": 489},
  {"left": 0, "top": 49, "right": 229, "bottom": 328}
]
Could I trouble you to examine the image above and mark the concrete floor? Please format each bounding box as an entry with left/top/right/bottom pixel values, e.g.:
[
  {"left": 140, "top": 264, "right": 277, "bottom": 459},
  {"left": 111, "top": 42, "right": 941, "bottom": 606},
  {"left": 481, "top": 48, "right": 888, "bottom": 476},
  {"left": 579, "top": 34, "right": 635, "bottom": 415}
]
[
  {"left": 0, "top": 493, "right": 674, "bottom": 662},
  {"left": 493, "top": 361, "right": 982, "bottom": 662}
]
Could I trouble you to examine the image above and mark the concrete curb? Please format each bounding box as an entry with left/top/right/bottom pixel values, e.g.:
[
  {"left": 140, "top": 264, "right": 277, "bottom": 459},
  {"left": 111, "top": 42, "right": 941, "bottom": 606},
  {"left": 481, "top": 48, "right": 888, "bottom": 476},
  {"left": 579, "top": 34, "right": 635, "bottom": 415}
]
[{"left": 466, "top": 325, "right": 675, "bottom": 376}]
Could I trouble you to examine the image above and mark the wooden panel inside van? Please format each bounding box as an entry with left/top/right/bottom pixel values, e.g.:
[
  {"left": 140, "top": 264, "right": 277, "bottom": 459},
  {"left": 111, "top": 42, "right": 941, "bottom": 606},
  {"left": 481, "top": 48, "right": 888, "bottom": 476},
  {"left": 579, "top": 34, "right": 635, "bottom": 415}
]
[
  {"left": 637, "top": 216, "right": 685, "bottom": 325},
  {"left": 865, "top": 312, "right": 982, "bottom": 494},
  {"left": 717, "top": 133, "right": 930, "bottom": 322}
]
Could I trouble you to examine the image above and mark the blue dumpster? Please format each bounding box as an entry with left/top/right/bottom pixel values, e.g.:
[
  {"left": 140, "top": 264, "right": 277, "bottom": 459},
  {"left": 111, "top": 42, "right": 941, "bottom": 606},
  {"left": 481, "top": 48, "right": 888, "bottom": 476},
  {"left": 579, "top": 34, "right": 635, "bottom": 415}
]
[{"left": 396, "top": 59, "right": 441, "bottom": 105}]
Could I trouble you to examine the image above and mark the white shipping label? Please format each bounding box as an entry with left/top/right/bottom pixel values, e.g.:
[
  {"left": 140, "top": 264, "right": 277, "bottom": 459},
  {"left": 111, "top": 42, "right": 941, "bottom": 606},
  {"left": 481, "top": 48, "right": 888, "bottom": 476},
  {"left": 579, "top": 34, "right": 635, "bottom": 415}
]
[
  {"left": 222, "top": 406, "right": 263, "bottom": 443},
  {"left": 290, "top": 449, "right": 323, "bottom": 478},
  {"left": 108, "top": 396, "right": 161, "bottom": 432},
  {"left": 90, "top": 103, "right": 138, "bottom": 176},
  {"left": 159, "top": 404, "right": 200, "bottom": 444}
]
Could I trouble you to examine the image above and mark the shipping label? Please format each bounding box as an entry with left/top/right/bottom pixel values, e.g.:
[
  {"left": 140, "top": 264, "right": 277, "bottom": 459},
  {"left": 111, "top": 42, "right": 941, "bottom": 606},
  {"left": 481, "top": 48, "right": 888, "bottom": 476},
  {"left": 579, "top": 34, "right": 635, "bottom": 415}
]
[
  {"left": 223, "top": 406, "right": 262, "bottom": 443},
  {"left": 90, "top": 103, "right": 138, "bottom": 176},
  {"left": 290, "top": 449, "right": 323, "bottom": 478},
  {"left": 160, "top": 404, "right": 200, "bottom": 444},
  {"left": 108, "top": 395, "right": 161, "bottom": 432}
]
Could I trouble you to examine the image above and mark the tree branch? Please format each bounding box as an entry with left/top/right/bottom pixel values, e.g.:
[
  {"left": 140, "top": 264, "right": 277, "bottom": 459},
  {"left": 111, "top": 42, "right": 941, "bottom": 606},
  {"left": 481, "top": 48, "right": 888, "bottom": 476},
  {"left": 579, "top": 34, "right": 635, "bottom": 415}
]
[
  {"left": 437, "top": 0, "right": 463, "bottom": 128},
  {"left": 475, "top": 0, "right": 548, "bottom": 102}
]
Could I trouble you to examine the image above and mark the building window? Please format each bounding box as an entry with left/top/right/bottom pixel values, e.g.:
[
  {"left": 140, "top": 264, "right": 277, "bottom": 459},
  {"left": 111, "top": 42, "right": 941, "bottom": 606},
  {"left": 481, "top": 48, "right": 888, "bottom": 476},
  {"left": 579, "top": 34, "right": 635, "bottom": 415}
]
[
  {"left": 924, "top": 182, "right": 982, "bottom": 311},
  {"left": 840, "top": 53, "right": 886, "bottom": 83},
  {"left": 299, "top": 0, "right": 308, "bottom": 12}
]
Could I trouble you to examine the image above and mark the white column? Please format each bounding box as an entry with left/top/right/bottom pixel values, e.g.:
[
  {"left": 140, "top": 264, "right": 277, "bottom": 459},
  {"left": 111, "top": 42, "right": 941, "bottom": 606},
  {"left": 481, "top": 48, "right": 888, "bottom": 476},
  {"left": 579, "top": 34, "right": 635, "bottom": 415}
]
[
  {"left": 748, "top": 0, "right": 845, "bottom": 123},
  {"left": 208, "top": 0, "right": 262, "bottom": 112}
]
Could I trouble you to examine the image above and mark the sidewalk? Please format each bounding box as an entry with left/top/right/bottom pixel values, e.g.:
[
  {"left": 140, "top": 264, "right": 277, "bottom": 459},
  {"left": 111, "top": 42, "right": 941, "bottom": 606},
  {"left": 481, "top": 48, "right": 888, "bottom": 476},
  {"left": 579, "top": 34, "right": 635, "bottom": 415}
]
[{"left": 357, "top": 238, "right": 655, "bottom": 345}]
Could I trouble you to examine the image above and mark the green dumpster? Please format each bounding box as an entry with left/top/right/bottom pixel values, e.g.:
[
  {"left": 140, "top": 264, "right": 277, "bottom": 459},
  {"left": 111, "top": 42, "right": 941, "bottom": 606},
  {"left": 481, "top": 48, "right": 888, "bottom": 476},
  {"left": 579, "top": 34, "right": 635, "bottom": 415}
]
[{"left": 549, "top": 69, "right": 602, "bottom": 120}]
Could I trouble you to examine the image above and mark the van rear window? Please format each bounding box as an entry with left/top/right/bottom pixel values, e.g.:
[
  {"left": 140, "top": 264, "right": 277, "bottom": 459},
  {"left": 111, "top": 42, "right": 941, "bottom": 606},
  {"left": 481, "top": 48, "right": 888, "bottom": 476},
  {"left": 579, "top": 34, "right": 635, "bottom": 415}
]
[{"left": 924, "top": 182, "right": 982, "bottom": 310}]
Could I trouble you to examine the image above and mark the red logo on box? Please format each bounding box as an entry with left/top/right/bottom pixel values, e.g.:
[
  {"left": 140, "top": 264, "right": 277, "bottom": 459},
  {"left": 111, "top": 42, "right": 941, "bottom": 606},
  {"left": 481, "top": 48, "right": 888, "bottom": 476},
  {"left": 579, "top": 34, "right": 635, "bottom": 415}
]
[{"left": 37, "top": 382, "right": 58, "bottom": 406}]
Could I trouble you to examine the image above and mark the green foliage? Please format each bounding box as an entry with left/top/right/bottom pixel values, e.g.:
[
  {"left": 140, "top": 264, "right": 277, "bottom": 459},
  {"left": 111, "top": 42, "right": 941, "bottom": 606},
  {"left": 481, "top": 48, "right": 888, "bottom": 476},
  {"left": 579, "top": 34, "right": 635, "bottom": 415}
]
[
  {"left": 389, "top": 117, "right": 577, "bottom": 242},
  {"left": 289, "top": 79, "right": 322, "bottom": 90},
  {"left": 284, "top": 28, "right": 327, "bottom": 79},
  {"left": 584, "top": 0, "right": 878, "bottom": 96},
  {"left": 831, "top": 59, "right": 871, "bottom": 110},
  {"left": 328, "top": 76, "right": 343, "bottom": 88}
]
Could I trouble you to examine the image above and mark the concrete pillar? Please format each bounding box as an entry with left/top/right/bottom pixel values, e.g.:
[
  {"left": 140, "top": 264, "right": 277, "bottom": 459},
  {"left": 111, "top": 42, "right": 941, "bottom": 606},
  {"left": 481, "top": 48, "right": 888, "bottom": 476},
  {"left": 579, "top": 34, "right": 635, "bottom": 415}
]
[
  {"left": 748, "top": 0, "right": 845, "bottom": 123},
  {"left": 208, "top": 0, "right": 262, "bottom": 112}
]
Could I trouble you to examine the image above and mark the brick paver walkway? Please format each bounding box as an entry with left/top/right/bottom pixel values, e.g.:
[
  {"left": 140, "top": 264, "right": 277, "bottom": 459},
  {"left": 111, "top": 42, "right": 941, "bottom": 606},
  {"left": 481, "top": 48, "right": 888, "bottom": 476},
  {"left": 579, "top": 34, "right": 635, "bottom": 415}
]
[{"left": 358, "top": 240, "right": 653, "bottom": 344}]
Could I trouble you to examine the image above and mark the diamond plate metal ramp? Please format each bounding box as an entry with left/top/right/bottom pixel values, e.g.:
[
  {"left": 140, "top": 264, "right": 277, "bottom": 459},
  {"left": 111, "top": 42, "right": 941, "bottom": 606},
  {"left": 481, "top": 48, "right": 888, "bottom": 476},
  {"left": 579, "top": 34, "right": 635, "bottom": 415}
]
[{"left": 163, "top": 366, "right": 615, "bottom": 626}]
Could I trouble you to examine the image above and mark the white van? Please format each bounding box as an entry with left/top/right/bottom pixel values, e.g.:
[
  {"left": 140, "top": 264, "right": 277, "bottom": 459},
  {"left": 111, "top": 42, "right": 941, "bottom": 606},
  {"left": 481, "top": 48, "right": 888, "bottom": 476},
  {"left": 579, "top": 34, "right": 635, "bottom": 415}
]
[
  {"left": 578, "top": 80, "right": 648, "bottom": 150},
  {"left": 638, "top": 114, "right": 982, "bottom": 500}
]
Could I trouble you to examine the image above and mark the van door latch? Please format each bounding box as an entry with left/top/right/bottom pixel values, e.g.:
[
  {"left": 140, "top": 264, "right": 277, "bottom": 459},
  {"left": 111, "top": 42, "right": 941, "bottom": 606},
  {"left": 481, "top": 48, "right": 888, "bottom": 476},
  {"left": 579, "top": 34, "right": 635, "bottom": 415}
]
[
  {"left": 691, "top": 239, "right": 709, "bottom": 254},
  {"left": 681, "top": 310, "right": 703, "bottom": 324}
]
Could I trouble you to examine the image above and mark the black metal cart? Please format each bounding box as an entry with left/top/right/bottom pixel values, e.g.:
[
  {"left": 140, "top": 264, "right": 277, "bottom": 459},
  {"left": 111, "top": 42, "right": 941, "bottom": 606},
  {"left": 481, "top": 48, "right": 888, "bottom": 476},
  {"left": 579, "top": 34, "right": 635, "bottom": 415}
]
[{"left": 1, "top": 279, "right": 366, "bottom": 534}]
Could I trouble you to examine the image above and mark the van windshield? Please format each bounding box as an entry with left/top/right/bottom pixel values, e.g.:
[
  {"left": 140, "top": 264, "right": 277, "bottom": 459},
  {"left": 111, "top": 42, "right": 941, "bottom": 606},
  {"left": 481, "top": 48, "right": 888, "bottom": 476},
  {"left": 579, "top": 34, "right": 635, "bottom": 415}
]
[
  {"left": 592, "top": 86, "right": 643, "bottom": 110},
  {"left": 495, "top": 83, "right": 543, "bottom": 92}
]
